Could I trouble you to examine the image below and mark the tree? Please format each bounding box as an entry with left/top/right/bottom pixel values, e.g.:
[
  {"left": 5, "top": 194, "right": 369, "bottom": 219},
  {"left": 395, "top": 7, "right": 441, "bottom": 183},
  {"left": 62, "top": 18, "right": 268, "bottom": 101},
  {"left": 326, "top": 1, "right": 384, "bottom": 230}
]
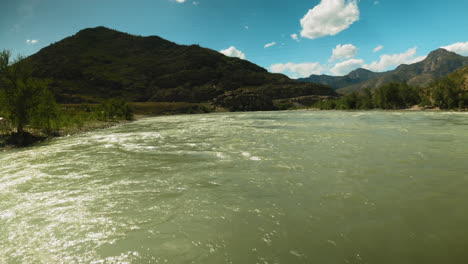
[
  {"left": 398, "top": 82, "right": 419, "bottom": 107},
  {"left": 374, "top": 83, "right": 405, "bottom": 109},
  {"left": 357, "top": 87, "right": 374, "bottom": 109},
  {"left": 31, "top": 83, "right": 62, "bottom": 134},
  {"left": 0, "top": 49, "right": 59, "bottom": 144},
  {"left": 430, "top": 77, "right": 460, "bottom": 109}
]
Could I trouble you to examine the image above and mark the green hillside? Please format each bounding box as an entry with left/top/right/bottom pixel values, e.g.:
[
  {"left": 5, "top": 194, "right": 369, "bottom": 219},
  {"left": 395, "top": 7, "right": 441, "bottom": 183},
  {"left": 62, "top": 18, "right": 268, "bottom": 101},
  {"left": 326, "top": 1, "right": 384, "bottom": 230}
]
[{"left": 26, "top": 27, "right": 336, "bottom": 109}]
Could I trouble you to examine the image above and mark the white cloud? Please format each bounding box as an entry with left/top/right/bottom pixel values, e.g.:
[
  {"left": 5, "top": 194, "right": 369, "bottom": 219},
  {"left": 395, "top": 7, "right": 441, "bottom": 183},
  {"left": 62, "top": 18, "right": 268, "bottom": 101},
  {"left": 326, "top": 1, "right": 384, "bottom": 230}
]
[
  {"left": 26, "top": 39, "right": 38, "bottom": 44},
  {"left": 270, "top": 62, "right": 325, "bottom": 78},
  {"left": 264, "top": 42, "right": 277, "bottom": 48},
  {"left": 270, "top": 45, "right": 431, "bottom": 78},
  {"left": 363, "top": 47, "right": 425, "bottom": 72},
  {"left": 290, "top": 33, "right": 299, "bottom": 41},
  {"left": 220, "top": 46, "right": 246, "bottom": 60},
  {"left": 441, "top": 41, "right": 468, "bottom": 56},
  {"left": 406, "top": 55, "right": 427, "bottom": 64},
  {"left": 330, "top": 58, "right": 364, "bottom": 75},
  {"left": 175, "top": 0, "right": 186, "bottom": 3},
  {"left": 373, "top": 45, "right": 383, "bottom": 53},
  {"left": 329, "top": 44, "right": 357, "bottom": 62},
  {"left": 300, "top": 0, "right": 359, "bottom": 39}
]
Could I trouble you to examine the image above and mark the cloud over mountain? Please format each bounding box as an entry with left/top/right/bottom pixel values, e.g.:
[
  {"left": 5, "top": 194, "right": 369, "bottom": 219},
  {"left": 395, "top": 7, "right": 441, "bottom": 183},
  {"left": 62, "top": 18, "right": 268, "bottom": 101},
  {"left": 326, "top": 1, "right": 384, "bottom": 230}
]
[
  {"left": 363, "top": 47, "right": 425, "bottom": 72},
  {"left": 220, "top": 46, "right": 246, "bottom": 59},
  {"left": 441, "top": 41, "right": 468, "bottom": 56},
  {"left": 330, "top": 58, "right": 364, "bottom": 75},
  {"left": 270, "top": 62, "right": 325, "bottom": 78}
]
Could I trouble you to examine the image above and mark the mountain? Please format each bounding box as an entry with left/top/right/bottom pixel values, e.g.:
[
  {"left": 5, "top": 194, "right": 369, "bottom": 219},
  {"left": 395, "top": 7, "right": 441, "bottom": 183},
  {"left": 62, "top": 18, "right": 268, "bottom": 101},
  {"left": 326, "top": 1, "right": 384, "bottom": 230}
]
[
  {"left": 26, "top": 26, "right": 335, "bottom": 109},
  {"left": 338, "top": 49, "right": 468, "bottom": 93},
  {"left": 297, "top": 68, "right": 385, "bottom": 90},
  {"left": 298, "top": 48, "right": 468, "bottom": 94}
]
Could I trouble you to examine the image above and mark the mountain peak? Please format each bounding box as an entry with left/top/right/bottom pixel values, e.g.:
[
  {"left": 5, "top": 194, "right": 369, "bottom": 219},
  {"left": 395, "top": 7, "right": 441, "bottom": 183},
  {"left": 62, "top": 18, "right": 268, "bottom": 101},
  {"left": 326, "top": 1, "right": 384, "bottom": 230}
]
[
  {"left": 346, "top": 67, "right": 383, "bottom": 80},
  {"left": 347, "top": 68, "right": 373, "bottom": 78},
  {"left": 426, "top": 48, "right": 458, "bottom": 59},
  {"left": 77, "top": 26, "right": 117, "bottom": 34},
  {"left": 75, "top": 26, "right": 136, "bottom": 38}
]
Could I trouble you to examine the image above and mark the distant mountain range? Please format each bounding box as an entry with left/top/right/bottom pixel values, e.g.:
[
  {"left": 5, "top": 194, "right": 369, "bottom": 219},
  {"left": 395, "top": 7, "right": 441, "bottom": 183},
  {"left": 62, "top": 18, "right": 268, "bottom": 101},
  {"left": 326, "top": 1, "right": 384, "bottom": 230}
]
[
  {"left": 26, "top": 26, "right": 335, "bottom": 110},
  {"left": 297, "top": 68, "right": 385, "bottom": 90},
  {"left": 298, "top": 48, "right": 468, "bottom": 94}
]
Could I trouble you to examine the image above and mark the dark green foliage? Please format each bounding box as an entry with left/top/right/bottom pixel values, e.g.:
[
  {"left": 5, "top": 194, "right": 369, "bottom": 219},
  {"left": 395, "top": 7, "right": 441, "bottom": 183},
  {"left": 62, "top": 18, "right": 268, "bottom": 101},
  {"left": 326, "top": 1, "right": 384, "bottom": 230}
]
[
  {"left": 0, "top": 50, "right": 60, "bottom": 142},
  {"left": 425, "top": 77, "right": 466, "bottom": 109},
  {"left": 372, "top": 83, "right": 419, "bottom": 109},
  {"left": 214, "top": 89, "right": 275, "bottom": 111},
  {"left": 357, "top": 88, "right": 374, "bottom": 109},
  {"left": 316, "top": 75, "right": 467, "bottom": 110},
  {"left": 130, "top": 102, "right": 214, "bottom": 115},
  {"left": 25, "top": 27, "right": 336, "bottom": 104},
  {"left": 31, "top": 82, "right": 62, "bottom": 134},
  {"left": 273, "top": 100, "right": 295, "bottom": 110},
  {"left": 97, "top": 99, "right": 133, "bottom": 121},
  {"left": 0, "top": 48, "right": 135, "bottom": 147}
]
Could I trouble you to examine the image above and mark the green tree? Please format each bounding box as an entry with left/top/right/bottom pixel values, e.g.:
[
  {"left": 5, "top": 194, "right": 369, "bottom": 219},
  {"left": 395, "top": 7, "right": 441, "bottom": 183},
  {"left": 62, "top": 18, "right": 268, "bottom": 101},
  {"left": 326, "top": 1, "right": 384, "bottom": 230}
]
[
  {"left": 31, "top": 84, "right": 62, "bottom": 134},
  {"left": 98, "top": 98, "right": 133, "bottom": 121},
  {"left": 0, "top": 49, "right": 59, "bottom": 144},
  {"left": 430, "top": 77, "right": 460, "bottom": 109},
  {"left": 398, "top": 82, "right": 419, "bottom": 107},
  {"left": 374, "top": 83, "right": 404, "bottom": 109},
  {"left": 357, "top": 87, "right": 374, "bottom": 109}
]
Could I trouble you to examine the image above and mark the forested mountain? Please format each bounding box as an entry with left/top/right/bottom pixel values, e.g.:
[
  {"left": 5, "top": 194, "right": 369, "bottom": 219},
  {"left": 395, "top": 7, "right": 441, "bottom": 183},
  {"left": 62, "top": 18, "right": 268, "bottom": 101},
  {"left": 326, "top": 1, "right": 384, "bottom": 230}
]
[
  {"left": 25, "top": 26, "right": 335, "bottom": 109},
  {"left": 298, "top": 48, "right": 468, "bottom": 94}
]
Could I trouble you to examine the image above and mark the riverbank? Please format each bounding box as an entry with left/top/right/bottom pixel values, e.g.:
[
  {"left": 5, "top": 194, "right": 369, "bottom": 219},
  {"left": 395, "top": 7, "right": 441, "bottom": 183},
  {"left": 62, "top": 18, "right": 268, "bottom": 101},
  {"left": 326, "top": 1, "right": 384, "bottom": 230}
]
[
  {"left": 0, "top": 119, "right": 131, "bottom": 151},
  {"left": 0, "top": 101, "right": 214, "bottom": 151},
  {"left": 1, "top": 105, "right": 464, "bottom": 151}
]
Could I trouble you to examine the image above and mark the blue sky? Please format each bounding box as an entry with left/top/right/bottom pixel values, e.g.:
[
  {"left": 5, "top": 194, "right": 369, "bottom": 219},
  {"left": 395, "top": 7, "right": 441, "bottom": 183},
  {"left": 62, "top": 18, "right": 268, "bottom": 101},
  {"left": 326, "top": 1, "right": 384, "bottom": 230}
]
[{"left": 1, "top": 0, "right": 468, "bottom": 78}]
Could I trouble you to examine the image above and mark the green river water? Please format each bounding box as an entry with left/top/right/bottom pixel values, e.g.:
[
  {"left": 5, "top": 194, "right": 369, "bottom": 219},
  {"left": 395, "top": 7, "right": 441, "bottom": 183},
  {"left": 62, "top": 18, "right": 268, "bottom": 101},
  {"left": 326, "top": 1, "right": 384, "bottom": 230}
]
[{"left": 1, "top": 111, "right": 467, "bottom": 263}]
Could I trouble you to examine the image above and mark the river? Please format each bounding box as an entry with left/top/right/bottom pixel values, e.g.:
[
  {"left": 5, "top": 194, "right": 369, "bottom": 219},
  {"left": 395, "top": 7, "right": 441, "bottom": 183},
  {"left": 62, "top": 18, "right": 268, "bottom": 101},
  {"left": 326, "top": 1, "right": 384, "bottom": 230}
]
[{"left": 1, "top": 111, "right": 467, "bottom": 263}]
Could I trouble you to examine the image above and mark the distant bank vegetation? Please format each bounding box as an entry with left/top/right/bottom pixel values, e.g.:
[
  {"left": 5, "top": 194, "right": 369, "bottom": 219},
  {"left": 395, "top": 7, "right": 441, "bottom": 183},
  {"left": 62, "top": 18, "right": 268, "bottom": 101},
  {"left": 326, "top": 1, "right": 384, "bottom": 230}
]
[{"left": 315, "top": 77, "right": 468, "bottom": 111}]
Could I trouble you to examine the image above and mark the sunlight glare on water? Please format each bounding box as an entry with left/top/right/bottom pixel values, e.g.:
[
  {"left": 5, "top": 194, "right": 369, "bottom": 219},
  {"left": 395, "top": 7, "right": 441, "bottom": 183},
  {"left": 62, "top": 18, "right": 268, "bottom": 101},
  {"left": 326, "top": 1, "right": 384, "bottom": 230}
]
[{"left": 1, "top": 111, "right": 468, "bottom": 263}]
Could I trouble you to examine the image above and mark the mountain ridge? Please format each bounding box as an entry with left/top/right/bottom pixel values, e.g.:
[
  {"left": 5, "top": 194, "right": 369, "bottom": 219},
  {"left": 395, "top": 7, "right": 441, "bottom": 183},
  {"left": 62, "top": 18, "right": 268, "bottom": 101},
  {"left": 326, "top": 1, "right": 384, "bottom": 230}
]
[
  {"left": 297, "top": 68, "right": 386, "bottom": 90},
  {"left": 26, "top": 26, "right": 336, "bottom": 109},
  {"left": 298, "top": 48, "right": 468, "bottom": 94}
]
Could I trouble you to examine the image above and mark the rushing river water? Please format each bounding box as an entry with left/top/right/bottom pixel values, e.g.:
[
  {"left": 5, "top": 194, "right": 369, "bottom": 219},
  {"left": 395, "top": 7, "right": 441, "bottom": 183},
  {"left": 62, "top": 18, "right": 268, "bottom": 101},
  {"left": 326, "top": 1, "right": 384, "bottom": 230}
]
[{"left": 1, "top": 111, "right": 468, "bottom": 263}]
